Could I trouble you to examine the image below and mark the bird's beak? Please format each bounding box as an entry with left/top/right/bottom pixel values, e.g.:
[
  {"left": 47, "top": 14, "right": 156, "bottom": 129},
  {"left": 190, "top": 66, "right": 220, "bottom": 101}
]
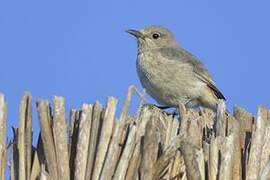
[{"left": 126, "top": 29, "right": 144, "bottom": 39}]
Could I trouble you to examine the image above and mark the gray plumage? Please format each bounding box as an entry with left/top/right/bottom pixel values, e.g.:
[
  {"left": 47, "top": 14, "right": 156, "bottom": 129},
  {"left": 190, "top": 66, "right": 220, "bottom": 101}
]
[{"left": 126, "top": 25, "right": 225, "bottom": 111}]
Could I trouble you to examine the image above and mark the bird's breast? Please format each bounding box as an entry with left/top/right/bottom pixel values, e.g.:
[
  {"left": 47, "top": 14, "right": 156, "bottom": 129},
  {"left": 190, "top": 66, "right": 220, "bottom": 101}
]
[
  {"left": 136, "top": 51, "right": 190, "bottom": 84},
  {"left": 136, "top": 51, "right": 197, "bottom": 106}
]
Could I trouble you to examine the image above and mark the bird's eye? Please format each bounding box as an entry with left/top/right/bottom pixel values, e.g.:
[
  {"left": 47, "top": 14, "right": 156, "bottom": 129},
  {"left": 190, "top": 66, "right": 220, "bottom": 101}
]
[{"left": 152, "top": 33, "right": 160, "bottom": 39}]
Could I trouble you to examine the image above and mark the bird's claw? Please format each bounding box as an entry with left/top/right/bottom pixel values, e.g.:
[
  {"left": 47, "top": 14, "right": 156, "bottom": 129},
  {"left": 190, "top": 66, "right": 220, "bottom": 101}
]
[
  {"left": 141, "top": 103, "right": 170, "bottom": 110},
  {"left": 141, "top": 103, "right": 178, "bottom": 118},
  {"left": 161, "top": 110, "right": 179, "bottom": 118}
]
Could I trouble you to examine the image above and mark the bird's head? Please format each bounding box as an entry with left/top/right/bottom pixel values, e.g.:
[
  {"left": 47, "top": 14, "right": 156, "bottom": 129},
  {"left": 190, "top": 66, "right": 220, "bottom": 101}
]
[{"left": 126, "top": 25, "right": 179, "bottom": 51}]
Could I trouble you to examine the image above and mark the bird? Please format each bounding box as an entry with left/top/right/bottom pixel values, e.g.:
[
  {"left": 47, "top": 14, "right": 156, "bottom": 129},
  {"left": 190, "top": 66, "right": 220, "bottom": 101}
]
[{"left": 126, "top": 25, "right": 225, "bottom": 111}]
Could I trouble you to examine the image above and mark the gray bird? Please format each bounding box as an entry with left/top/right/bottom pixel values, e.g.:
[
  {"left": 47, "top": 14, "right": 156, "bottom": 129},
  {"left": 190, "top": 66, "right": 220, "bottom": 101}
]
[{"left": 126, "top": 25, "right": 225, "bottom": 111}]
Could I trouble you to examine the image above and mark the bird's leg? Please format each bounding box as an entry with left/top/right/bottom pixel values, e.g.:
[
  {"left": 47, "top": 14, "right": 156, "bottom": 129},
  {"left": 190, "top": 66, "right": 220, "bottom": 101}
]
[
  {"left": 155, "top": 105, "right": 171, "bottom": 109},
  {"left": 141, "top": 103, "right": 178, "bottom": 116},
  {"left": 157, "top": 106, "right": 179, "bottom": 117},
  {"left": 160, "top": 110, "right": 178, "bottom": 117},
  {"left": 184, "top": 98, "right": 192, "bottom": 106},
  {"left": 142, "top": 103, "right": 171, "bottom": 110},
  {"left": 141, "top": 103, "right": 156, "bottom": 109},
  {"left": 167, "top": 110, "right": 179, "bottom": 117}
]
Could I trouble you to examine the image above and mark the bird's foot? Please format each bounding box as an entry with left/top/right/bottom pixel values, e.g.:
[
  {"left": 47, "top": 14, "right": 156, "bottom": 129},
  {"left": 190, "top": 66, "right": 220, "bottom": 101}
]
[
  {"left": 154, "top": 105, "right": 171, "bottom": 110},
  {"left": 141, "top": 103, "right": 170, "bottom": 110},
  {"left": 141, "top": 103, "right": 155, "bottom": 110},
  {"left": 162, "top": 110, "right": 179, "bottom": 118},
  {"left": 141, "top": 104, "right": 178, "bottom": 117}
]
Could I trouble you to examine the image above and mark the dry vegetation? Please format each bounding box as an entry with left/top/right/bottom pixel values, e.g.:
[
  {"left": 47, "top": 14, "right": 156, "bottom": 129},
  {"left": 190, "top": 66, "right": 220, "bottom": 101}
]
[{"left": 0, "top": 86, "right": 270, "bottom": 180}]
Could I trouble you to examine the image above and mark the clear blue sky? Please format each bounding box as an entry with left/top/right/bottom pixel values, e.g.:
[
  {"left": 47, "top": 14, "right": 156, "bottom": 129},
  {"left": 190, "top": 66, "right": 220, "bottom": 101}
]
[{"left": 0, "top": 0, "right": 270, "bottom": 144}]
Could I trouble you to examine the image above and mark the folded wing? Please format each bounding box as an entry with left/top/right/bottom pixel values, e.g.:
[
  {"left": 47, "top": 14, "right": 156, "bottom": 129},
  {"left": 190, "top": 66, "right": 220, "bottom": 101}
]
[{"left": 159, "top": 47, "right": 226, "bottom": 100}]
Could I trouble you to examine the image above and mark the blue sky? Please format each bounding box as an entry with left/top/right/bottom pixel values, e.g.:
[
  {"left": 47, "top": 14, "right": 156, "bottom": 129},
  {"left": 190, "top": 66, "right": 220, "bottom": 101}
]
[{"left": 0, "top": 0, "right": 270, "bottom": 145}]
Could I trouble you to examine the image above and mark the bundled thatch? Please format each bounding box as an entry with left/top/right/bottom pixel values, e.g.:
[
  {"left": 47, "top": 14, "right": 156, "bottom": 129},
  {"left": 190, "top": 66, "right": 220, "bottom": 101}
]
[{"left": 0, "top": 86, "right": 270, "bottom": 180}]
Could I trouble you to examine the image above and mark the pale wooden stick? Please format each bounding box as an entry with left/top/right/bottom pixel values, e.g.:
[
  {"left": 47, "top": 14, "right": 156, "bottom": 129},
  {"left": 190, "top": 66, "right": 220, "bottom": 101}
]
[
  {"left": 113, "top": 124, "right": 137, "bottom": 180},
  {"left": 260, "top": 109, "right": 270, "bottom": 175},
  {"left": 25, "top": 92, "right": 32, "bottom": 180},
  {"left": 100, "top": 86, "right": 135, "bottom": 180},
  {"left": 170, "top": 117, "right": 179, "bottom": 143},
  {"left": 30, "top": 151, "right": 41, "bottom": 180},
  {"left": 68, "top": 109, "right": 76, "bottom": 155},
  {"left": 125, "top": 142, "right": 141, "bottom": 180},
  {"left": 260, "top": 126, "right": 270, "bottom": 176},
  {"left": 233, "top": 106, "right": 253, "bottom": 149},
  {"left": 40, "top": 164, "right": 50, "bottom": 180},
  {"left": 11, "top": 128, "right": 19, "bottom": 180},
  {"left": 69, "top": 110, "right": 81, "bottom": 179},
  {"left": 168, "top": 150, "right": 186, "bottom": 180},
  {"left": 16, "top": 92, "right": 33, "bottom": 180},
  {"left": 85, "top": 102, "right": 103, "bottom": 180},
  {"left": 219, "top": 133, "right": 236, "bottom": 180},
  {"left": 203, "top": 141, "right": 210, "bottom": 180},
  {"left": 164, "top": 115, "right": 173, "bottom": 148},
  {"left": 74, "top": 104, "right": 93, "bottom": 180},
  {"left": 136, "top": 106, "right": 154, "bottom": 138},
  {"left": 0, "top": 93, "right": 6, "bottom": 180},
  {"left": 233, "top": 106, "right": 254, "bottom": 179},
  {"left": 208, "top": 136, "right": 220, "bottom": 180},
  {"left": 140, "top": 119, "right": 159, "bottom": 180},
  {"left": 180, "top": 141, "right": 204, "bottom": 180},
  {"left": 10, "top": 145, "right": 15, "bottom": 180},
  {"left": 120, "top": 85, "right": 135, "bottom": 121},
  {"left": 247, "top": 105, "right": 267, "bottom": 180},
  {"left": 52, "top": 96, "right": 70, "bottom": 180},
  {"left": 259, "top": 160, "right": 270, "bottom": 180},
  {"left": 178, "top": 105, "right": 203, "bottom": 148},
  {"left": 226, "top": 114, "right": 242, "bottom": 180},
  {"left": 37, "top": 100, "right": 58, "bottom": 179},
  {"left": 91, "top": 97, "right": 118, "bottom": 180},
  {"left": 0, "top": 149, "right": 6, "bottom": 180},
  {"left": 98, "top": 120, "right": 121, "bottom": 180},
  {"left": 35, "top": 134, "right": 46, "bottom": 173},
  {"left": 196, "top": 148, "right": 205, "bottom": 180},
  {"left": 216, "top": 100, "right": 227, "bottom": 137}
]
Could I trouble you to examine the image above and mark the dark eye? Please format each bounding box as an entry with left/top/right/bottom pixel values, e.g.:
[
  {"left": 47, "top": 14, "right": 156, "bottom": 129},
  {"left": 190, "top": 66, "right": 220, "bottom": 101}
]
[{"left": 152, "top": 33, "right": 160, "bottom": 39}]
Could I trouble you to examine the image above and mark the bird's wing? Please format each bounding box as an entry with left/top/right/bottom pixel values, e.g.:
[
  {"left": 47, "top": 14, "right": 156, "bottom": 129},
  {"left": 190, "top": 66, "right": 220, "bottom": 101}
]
[{"left": 159, "top": 47, "right": 226, "bottom": 100}]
